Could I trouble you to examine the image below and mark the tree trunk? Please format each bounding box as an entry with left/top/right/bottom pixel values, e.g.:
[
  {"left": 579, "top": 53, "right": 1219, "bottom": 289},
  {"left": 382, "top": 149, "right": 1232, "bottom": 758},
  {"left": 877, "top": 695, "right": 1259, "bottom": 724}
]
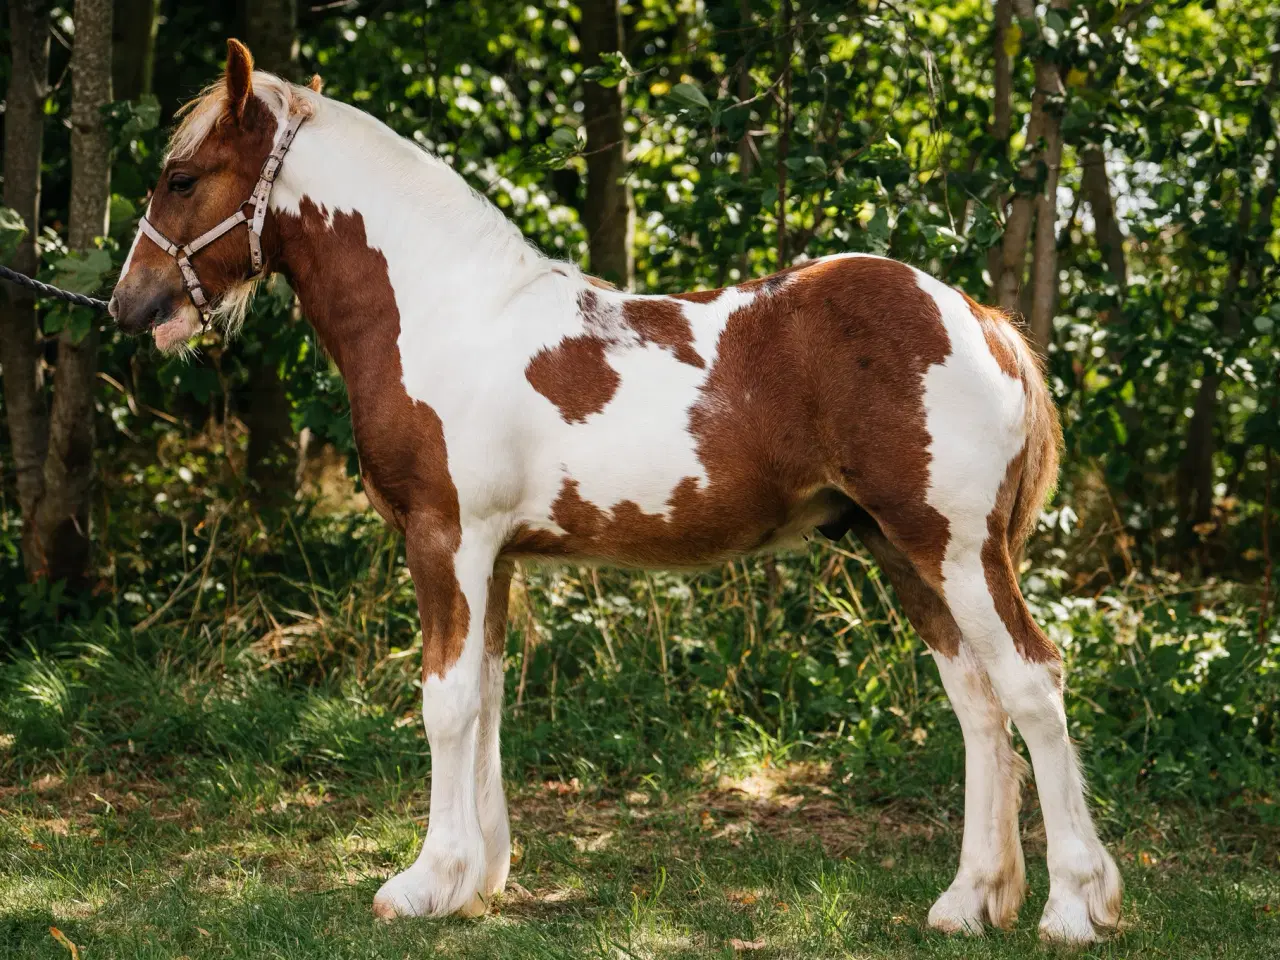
[
  {"left": 985, "top": 0, "right": 1014, "bottom": 289},
  {"left": 995, "top": 0, "right": 1070, "bottom": 317},
  {"left": 241, "top": 0, "right": 300, "bottom": 507},
  {"left": 1177, "top": 47, "right": 1278, "bottom": 559},
  {"left": 111, "top": 0, "right": 158, "bottom": 100},
  {"left": 1177, "top": 187, "right": 1252, "bottom": 551},
  {"left": 0, "top": 0, "right": 52, "bottom": 577},
  {"left": 736, "top": 0, "right": 755, "bottom": 179},
  {"left": 775, "top": 0, "right": 793, "bottom": 267},
  {"left": 1081, "top": 145, "right": 1127, "bottom": 299},
  {"left": 1027, "top": 141, "right": 1065, "bottom": 352},
  {"left": 579, "top": 0, "right": 634, "bottom": 288},
  {"left": 241, "top": 0, "right": 299, "bottom": 80},
  {"left": 29, "top": 0, "right": 112, "bottom": 584}
]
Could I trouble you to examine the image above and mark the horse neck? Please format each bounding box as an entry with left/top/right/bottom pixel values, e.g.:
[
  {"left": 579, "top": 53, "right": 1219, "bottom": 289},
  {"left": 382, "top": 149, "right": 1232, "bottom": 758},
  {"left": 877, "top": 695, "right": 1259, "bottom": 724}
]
[{"left": 269, "top": 107, "right": 550, "bottom": 382}]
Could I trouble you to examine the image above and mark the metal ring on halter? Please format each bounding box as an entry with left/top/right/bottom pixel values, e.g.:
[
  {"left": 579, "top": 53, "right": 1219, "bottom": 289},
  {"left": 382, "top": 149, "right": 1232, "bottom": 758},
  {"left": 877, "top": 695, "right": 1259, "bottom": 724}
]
[{"left": 136, "top": 113, "right": 307, "bottom": 328}]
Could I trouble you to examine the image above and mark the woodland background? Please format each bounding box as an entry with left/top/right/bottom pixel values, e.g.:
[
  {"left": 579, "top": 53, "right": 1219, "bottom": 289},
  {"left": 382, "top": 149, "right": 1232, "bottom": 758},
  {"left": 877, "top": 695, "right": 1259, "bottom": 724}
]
[{"left": 0, "top": 1, "right": 1277, "bottom": 958}]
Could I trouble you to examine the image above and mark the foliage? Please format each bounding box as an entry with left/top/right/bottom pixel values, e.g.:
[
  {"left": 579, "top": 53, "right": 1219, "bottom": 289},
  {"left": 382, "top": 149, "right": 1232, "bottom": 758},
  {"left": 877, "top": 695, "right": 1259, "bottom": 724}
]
[
  {"left": 1, "top": 487, "right": 1275, "bottom": 817},
  {"left": 5, "top": 0, "right": 1276, "bottom": 578}
]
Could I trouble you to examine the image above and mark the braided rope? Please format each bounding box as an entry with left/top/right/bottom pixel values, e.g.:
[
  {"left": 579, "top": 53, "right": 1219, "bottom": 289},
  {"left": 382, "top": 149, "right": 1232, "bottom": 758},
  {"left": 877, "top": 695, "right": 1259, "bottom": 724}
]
[{"left": 0, "top": 263, "right": 110, "bottom": 311}]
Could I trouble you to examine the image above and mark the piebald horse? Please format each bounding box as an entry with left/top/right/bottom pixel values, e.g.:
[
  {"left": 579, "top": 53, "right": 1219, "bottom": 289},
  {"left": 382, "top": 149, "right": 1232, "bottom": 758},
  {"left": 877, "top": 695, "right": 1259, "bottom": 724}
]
[{"left": 110, "top": 41, "right": 1121, "bottom": 942}]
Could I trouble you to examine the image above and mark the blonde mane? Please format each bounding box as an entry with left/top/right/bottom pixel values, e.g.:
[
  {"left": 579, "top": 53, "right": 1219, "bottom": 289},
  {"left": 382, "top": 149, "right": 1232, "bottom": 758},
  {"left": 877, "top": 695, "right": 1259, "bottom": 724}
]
[
  {"left": 160, "top": 67, "right": 550, "bottom": 337},
  {"left": 167, "top": 70, "right": 316, "bottom": 162}
]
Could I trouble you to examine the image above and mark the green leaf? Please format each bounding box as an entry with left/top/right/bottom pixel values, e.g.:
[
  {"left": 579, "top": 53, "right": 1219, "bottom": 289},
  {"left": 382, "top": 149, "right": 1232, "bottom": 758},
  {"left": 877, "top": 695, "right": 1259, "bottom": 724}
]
[
  {"left": 101, "top": 94, "right": 161, "bottom": 147},
  {"left": 1107, "top": 408, "right": 1129, "bottom": 445},
  {"left": 970, "top": 206, "right": 1004, "bottom": 248},
  {"left": 548, "top": 127, "right": 580, "bottom": 151},
  {"left": 67, "top": 309, "right": 94, "bottom": 345},
  {"left": 1254, "top": 316, "right": 1274, "bottom": 335},
  {"left": 42, "top": 309, "right": 67, "bottom": 336},
  {"left": 0, "top": 206, "right": 29, "bottom": 262},
  {"left": 582, "top": 52, "right": 632, "bottom": 88},
  {"left": 51, "top": 248, "right": 114, "bottom": 295},
  {"left": 109, "top": 196, "right": 138, "bottom": 240},
  {"left": 667, "top": 82, "right": 710, "bottom": 113}
]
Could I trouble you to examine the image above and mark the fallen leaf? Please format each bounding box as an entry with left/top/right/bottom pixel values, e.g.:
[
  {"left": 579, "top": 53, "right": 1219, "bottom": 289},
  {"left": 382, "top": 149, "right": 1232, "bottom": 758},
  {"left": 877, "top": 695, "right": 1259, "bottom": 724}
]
[
  {"left": 196, "top": 927, "right": 211, "bottom": 937},
  {"left": 49, "top": 927, "right": 80, "bottom": 960},
  {"left": 729, "top": 937, "right": 766, "bottom": 950}
]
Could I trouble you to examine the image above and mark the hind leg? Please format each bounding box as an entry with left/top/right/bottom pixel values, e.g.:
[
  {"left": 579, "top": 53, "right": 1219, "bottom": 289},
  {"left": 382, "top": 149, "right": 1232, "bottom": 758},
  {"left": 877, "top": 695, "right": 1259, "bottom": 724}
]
[
  {"left": 936, "top": 535, "right": 1121, "bottom": 943},
  {"left": 476, "top": 561, "right": 513, "bottom": 901},
  {"left": 853, "top": 522, "right": 1027, "bottom": 933}
]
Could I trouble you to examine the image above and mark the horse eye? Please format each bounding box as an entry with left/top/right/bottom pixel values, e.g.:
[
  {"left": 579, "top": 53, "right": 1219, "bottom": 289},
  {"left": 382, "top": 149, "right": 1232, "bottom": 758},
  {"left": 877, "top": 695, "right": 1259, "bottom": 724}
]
[{"left": 168, "top": 173, "right": 198, "bottom": 195}]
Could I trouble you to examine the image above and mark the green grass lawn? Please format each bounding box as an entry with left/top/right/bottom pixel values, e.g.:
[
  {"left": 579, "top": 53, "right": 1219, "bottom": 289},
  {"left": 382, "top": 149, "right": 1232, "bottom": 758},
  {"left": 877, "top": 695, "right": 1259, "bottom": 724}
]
[
  {"left": 2, "top": 558, "right": 1276, "bottom": 958},
  {"left": 3, "top": 757, "right": 1277, "bottom": 959}
]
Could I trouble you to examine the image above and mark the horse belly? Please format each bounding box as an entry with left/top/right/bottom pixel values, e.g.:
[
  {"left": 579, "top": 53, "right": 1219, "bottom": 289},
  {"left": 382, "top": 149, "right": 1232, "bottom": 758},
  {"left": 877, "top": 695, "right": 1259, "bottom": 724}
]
[{"left": 509, "top": 399, "right": 846, "bottom": 567}]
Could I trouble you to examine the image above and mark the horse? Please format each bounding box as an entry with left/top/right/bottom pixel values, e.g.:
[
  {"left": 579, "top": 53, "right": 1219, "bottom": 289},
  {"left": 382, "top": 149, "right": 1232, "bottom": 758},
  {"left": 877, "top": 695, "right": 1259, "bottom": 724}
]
[{"left": 109, "top": 39, "right": 1121, "bottom": 942}]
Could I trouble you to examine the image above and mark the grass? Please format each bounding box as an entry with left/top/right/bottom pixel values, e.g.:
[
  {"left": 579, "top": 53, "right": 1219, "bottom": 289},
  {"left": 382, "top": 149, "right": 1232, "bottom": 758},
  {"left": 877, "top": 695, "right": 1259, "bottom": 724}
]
[
  {"left": 2, "top": 758, "right": 1277, "bottom": 959},
  {"left": 1, "top": 520, "right": 1276, "bottom": 958}
]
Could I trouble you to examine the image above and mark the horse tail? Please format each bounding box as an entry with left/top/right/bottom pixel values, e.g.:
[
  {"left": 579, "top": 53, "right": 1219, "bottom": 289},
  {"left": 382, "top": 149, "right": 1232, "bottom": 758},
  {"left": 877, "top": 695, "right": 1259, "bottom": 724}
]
[{"left": 1006, "top": 322, "right": 1062, "bottom": 567}]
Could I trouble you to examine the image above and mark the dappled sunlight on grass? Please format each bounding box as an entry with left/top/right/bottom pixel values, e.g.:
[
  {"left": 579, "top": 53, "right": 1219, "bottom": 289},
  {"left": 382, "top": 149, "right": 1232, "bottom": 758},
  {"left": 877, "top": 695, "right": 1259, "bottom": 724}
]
[
  {"left": 1, "top": 549, "right": 1276, "bottom": 957},
  {"left": 1, "top": 763, "right": 1278, "bottom": 958}
]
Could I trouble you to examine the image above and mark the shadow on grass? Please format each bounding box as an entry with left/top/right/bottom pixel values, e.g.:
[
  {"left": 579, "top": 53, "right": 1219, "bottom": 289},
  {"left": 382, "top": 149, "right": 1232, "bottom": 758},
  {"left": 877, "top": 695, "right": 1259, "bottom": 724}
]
[{"left": 2, "top": 765, "right": 1278, "bottom": 960}]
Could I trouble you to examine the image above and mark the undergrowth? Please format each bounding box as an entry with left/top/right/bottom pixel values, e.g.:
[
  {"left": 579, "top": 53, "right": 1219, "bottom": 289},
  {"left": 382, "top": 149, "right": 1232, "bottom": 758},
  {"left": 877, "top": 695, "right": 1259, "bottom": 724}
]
[{"left": 2, "top": 494, "right": 1276, "bottom": 820}]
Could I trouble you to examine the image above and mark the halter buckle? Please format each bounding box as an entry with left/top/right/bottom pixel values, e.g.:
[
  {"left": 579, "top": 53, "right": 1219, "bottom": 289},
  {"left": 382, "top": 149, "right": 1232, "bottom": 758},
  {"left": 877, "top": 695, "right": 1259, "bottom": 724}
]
[{"left": 259, "top": 155, "right": 283, "bottom": 184}]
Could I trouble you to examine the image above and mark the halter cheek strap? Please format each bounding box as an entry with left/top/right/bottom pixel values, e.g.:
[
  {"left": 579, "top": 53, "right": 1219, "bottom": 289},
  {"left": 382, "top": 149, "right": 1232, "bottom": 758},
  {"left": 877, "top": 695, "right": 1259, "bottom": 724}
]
[{"left": 139, "top": 113, "right": 306, "bottom": 325}]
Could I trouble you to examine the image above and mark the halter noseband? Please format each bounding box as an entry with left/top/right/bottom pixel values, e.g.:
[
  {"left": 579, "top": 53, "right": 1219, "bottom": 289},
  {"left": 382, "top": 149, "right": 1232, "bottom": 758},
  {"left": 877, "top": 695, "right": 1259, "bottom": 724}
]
[{"left": 138, "top": 113, "right": 306, "bottom": 325}]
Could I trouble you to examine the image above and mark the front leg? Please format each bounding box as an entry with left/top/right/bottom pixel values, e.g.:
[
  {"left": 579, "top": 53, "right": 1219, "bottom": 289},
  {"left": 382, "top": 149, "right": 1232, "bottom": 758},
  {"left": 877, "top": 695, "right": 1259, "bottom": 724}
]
[{"left": 373, "top": 519, "right": 499, "bottom": 919}]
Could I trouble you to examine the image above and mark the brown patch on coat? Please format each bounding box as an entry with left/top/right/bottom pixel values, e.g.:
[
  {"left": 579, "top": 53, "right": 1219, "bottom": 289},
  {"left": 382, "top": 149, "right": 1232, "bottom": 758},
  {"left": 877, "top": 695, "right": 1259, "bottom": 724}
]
[
  {"left": 507, "top": 257, "right": 954, "bottom": 579},
  {"left": 982, "top": 449, "right": 1060, "bottom": 664},
  {"left": 737, "top": 258, "right": 828, "bottom": 295},
  {"left": 620, "top": 298, "right": 704, "bottom": 367},
  {"left": 850, "top": 511, "right": 961, "bottom": 657},
  {"left": 525, "top": 288, "right": 708, "bottom": 425},
  {"left": 673, "top": 288, "right": 721, "bottom": 304},
  {"left": 271, "top": 200, "right": 468, "bottom": 679},
  {"left": 659, "top": 259, "right": 827, "bottom": 308},
  {"left": 525, "top": 335, "right": 621, "bottom": 423},
  {"left": 485, "top": 561, "right": 514, "bottom": 657}
]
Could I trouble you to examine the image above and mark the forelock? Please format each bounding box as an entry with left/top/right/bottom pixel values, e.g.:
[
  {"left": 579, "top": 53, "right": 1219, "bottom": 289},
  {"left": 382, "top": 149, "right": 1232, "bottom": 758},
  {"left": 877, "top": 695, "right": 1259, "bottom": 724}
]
[{"left": 166, "top": 70, "right": 316, "bottom": 162}]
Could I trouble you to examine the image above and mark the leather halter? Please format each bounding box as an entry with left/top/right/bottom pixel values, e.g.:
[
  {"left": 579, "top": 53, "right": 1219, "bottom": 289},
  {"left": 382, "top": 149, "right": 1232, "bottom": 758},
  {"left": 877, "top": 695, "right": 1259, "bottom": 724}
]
[{"left": 138, "top": 113, "right": 306, "bottom": 324}]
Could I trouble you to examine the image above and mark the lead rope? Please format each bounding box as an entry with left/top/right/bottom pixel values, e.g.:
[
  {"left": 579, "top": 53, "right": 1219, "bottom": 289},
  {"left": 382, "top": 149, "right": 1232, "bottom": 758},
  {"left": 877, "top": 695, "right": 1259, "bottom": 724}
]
[
  {"left": 2, "top": 114, "right": 306, "bottom": 323},
  {"left": 0, "top": 263, "right": 110, "bottom": 311}
]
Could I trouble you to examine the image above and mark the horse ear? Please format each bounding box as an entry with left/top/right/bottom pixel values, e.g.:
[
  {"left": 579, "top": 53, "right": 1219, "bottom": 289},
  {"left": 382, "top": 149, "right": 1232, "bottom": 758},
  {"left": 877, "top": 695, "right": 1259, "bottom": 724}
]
[
  {"left": 225, "top": 38, "right": 255, "bottom": 121},
  {"left": 308, "top": 74, "right": 324, "bottom": 93}
]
